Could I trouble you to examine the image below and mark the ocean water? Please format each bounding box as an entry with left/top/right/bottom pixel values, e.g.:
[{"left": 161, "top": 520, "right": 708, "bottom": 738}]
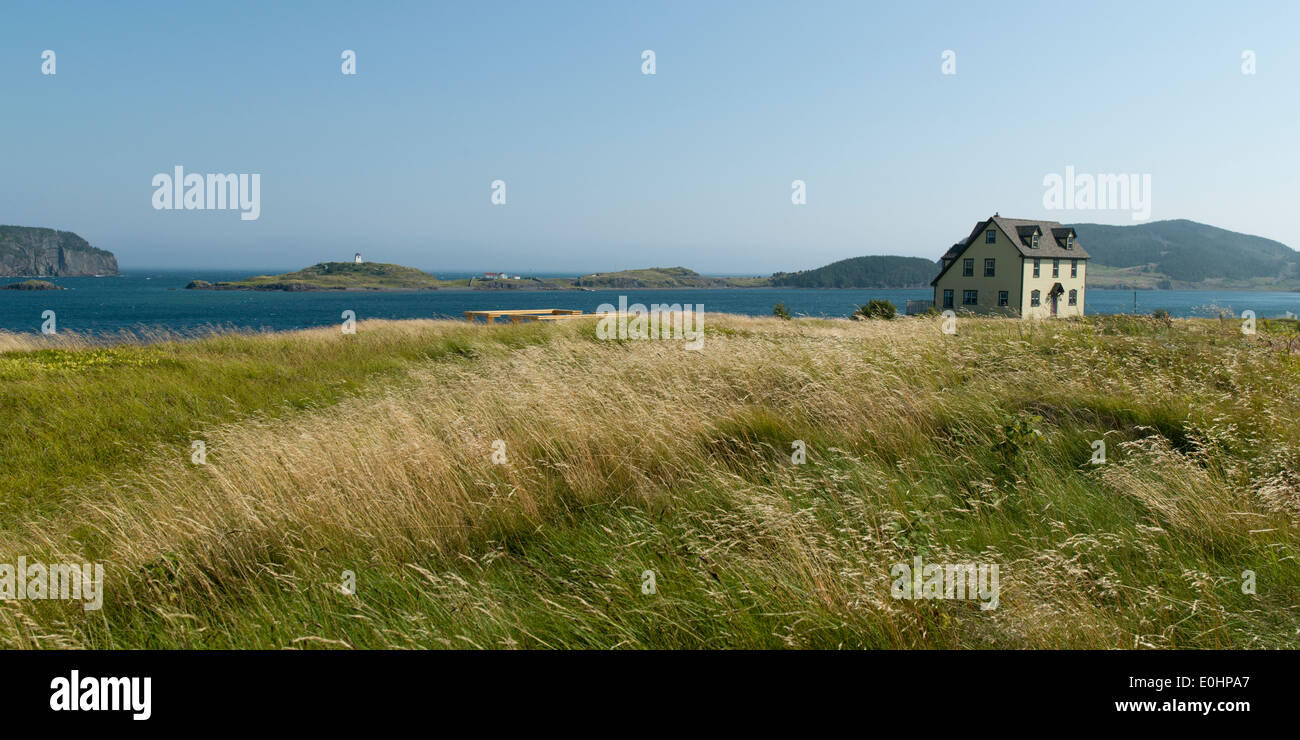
[{"left": 1, "top": 270, "right": 1297, "bottom": 335}]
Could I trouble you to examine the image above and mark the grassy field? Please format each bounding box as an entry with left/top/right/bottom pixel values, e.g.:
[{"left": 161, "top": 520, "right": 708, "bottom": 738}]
[{"left": 1, "top": 314, "right": 1297, "bottom": 648}]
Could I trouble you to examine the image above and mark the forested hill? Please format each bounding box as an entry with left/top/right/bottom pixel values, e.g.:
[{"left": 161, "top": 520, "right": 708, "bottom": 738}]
[
  {"left": 770, "top": 256, "right": 939, "bottom": 288},
  {"left": 1069, "top": 219, "right": 1300, "bottom": 288}
]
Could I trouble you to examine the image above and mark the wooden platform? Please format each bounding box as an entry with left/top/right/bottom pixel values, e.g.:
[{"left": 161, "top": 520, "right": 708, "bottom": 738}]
[{"left": 463, "top": 309, "right": 584, "bottom": 324}]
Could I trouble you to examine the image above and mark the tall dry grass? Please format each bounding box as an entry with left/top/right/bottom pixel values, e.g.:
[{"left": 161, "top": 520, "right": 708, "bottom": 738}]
[{"left": 1, "top": 314, "right": 1297, "bottom": 648}]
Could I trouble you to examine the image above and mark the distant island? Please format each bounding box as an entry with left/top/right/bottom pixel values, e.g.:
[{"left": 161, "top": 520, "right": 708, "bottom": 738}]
[
  {"left": 0, "top": 225, "right": 119, "bottom": 277},
  {"left": 186, "top": 263, "right": 768, "bottom": 292},
  {"left": 179, "top": 219, "right": 1300, "bottom": 293},
  {"left": 1, "top": 279, "right": 64, "bottom": 290},
  {"left": 187, "top": 262, "right": 452, "bottom": 291},
  {"left": 571, "top": 266, "right": 765, "bottom": 289}
]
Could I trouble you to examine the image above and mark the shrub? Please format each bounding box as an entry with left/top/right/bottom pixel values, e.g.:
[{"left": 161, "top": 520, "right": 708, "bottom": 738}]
[
  {"left": 856, "top": 299, "right": 896, "bottom": 320},
  {"left": 994, "top": 413, "right": 1044, "bottom": 479},
  {"left": 772, "top": 303, "right": 792, "bottom": 320}
]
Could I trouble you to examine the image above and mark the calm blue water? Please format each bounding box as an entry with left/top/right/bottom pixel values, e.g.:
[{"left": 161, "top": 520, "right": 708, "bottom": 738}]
[{"left": 1, "top": 271, "right": 1297, "bottom": 334}]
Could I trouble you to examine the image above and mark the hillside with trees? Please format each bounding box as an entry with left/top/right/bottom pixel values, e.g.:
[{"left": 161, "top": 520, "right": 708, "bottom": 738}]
[
  {"left": 1069, "top": 219, "right": 1300, "bottom": 288},
  {"left": 770, "top": 256, "right": 938, "bottom": 288}
]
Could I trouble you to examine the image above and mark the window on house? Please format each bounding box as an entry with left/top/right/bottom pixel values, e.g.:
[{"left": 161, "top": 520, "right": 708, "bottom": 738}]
[
  {"left": 984, "top": 258, "right": 995, "bottom": 277},
  {"left": 963, "top": 290, "right": 978, "bottom": 306},
  {"left": 985, "top": 229, "right": 995, "bottom": 244},
  {"left": 942, "top": 289, "right": 954, "bottom": 309},
  {"left": 1033, "top": 258, "right": 1040, "bottom": 278},
  {"left": 1052, "top": 259, "right": 1060, "bottom": 278},
  {"left": 1068, "top": 289, "right": 1078, "bottom": 306},
  {"left": 997, "top": 290, "right": 1008, "bottom": 307},
  {"left": 1031, "top": 234, "right": 1039, "bottom": 248},
  {"left": 962, "top": 258, "right": 974, "bottom": 277},
  {"left": 1071, "top": 259, "right": 1078, "bottom": 278},
  {"left": 1030, "top": 289, "right": 1041, "bottom": 307},
  {"left": 1065, "top": 235, "right": 1074, "bottom": 249}
]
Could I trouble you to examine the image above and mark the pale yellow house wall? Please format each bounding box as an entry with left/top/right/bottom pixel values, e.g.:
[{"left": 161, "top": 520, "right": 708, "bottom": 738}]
[
  {"left": 933, "top": 224, "right": 1023, "bottom": 316},
  {"left": 1020, "top": 255, "right": 1086, "bottom": 318}
]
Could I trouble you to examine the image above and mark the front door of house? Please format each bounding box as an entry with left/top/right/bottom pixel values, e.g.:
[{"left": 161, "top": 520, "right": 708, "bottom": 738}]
[{"left": 1050, "top": 292, "right": 1059, "bottom": 316}]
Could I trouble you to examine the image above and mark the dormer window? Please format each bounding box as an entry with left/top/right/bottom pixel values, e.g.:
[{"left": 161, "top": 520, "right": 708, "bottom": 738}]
[
  {"left": 1018, "top": 225, "right": 1043, "bottom": 248},
  {"left": 1052, "top": 227, "right": 1076, "bottom": 249}
]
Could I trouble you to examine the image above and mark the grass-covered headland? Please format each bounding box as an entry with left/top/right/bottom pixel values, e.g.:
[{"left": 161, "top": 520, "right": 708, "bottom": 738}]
[
  {"left": 1, "top": 314, "right": 1297, "bottom": 648},
  {"left": 185, "top": 261, "right": 456, "bottom": 291},
  {"left": 184, "top": 262, "right": 767, "bottom": 291}
]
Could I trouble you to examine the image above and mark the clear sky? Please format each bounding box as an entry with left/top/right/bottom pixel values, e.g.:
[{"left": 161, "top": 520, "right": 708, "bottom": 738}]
[{"left": 2, "top": 0, "right": 1296, "bottom": 273}]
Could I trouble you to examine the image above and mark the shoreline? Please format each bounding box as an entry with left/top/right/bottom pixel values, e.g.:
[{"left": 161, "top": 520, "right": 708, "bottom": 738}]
[
  {"left": 16, "top": 272, "right": 1297, "bottom": 294},
  {"left": 174, "top": 283, "right": 1298, "bottom": 293}
]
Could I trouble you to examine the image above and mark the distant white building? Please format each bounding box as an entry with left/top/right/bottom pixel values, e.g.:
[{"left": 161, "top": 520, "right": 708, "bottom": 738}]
[{"left": 354, "top": 252, "right": 363, "bottom": 264}]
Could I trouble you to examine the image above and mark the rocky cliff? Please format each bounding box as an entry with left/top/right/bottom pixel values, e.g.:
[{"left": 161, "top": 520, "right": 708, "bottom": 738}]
[{"left": 0, "top": 226, "right": 119, "bottom": 277}]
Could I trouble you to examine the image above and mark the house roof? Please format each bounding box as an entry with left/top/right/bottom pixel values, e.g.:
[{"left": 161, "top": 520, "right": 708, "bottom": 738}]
[
  {"left": 981, "top": 216, "right": 1089, "bottom": 258},
  {"left": 1015, "top": 225, "right": 1041, "bottom": 241},
  {"left": 931, "top": 215, "right": 1090, "bottom": 286}
]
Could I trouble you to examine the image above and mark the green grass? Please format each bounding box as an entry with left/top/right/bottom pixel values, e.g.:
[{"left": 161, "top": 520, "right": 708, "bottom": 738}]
[
  {"left": 0, "top": 321, "right": 552, "bottom": 523},
  {"left": 2, "top": 314, "right": 1297, "bottom": 649}
]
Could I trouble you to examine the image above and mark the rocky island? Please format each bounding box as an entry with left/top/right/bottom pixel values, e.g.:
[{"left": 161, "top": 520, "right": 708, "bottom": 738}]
[
  {"left": 571, "top": 267, "right": 765, "bottom": 289},
  {"left": 186, "top": 261, "right": 453, "bottom": 291},
  {"left": 0, "top": 226, "right": 119, "bottom": 277},
  {"left": 185, "top": 263, "right": 769, "bottom": 292},
  {"left": 1, "top": 279, "right": 65, "bottom": 290}
]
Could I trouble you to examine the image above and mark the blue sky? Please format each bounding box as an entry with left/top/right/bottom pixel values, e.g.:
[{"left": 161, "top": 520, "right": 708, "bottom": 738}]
[{"left": 2, "top": 0, "right": 1296, "bottom": 273}]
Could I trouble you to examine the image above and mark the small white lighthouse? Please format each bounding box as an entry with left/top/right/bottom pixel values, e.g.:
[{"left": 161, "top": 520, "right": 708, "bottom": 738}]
[{"left": 354, "top": 252, "right": 363, "bottom": 264}]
